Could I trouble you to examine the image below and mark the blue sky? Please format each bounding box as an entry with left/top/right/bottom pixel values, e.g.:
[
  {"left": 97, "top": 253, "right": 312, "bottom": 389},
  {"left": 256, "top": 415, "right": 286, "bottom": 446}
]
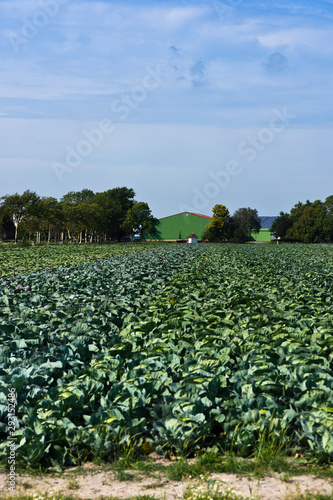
[{"left": 1, "top": 0, "right": 333, "bottom": 218}]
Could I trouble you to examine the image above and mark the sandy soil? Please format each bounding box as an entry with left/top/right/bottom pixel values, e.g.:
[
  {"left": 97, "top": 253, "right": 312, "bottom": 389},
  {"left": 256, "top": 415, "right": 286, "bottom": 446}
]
[{"left": 1, "top": 461, "right": 332, "bottom": 500}]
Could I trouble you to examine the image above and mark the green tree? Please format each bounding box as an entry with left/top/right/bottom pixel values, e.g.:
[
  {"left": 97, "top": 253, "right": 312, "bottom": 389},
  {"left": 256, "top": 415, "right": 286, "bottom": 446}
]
[
  {"left": 60, "top": 190, "right": 97, "bottom": 242},
  {"left": 324, "top": 195, "right": 333, "bottom": 241},
  {"left": 271, "top": 211, "right": 293, "bottom": 240},
  {"left": 105, "top": 187, "right": 136, "bottom": 240},
  {"left": 233, "top": 207, "right": 261, "bottom": 242},
  {"left": 1, "top": 190, "right": 40, "bottom": 243},
  {"left": 61, "top": 189, "right": 95, "bottom": 204},
  {"left": 287, "top": 200, "right": 327, "bottom": 243},
  {"left": 123, "top": 202, "right": 158, "bottom": 239},
  {"left": 289, "top": 200, "right": 312, "bottom": 224},
  {"left": 203, "top": 204, "right": 230, "bottom": 241},
  {"left": 59, "top": 187, "right": 135, "bottom": 242},
  {"left": 92, "top": 192, "right": 123, "bottom": 240},
  {"left": 79, "top": 198, "right": 104, "bottom": 242},
  {"left": 0, "top": 206, "right": 14, "bottom": 240},
  {"left": 61, "top": 189, "right": 96, "bottom": 242},
  {"left": 59, "top": 200, "right": 80, "bottom": 241},
  {"left": 38, "top": 197, "right": 64, "bottom": 243}
]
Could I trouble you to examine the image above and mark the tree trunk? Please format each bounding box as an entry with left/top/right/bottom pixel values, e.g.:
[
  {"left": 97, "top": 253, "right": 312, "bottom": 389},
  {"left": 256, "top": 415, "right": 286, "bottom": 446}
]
[
  {"left": 48, "top": 227, "right": 51, "bottom": 244},
  {"left": 14, "top": 222, "right": 18, "bottom": 244}
]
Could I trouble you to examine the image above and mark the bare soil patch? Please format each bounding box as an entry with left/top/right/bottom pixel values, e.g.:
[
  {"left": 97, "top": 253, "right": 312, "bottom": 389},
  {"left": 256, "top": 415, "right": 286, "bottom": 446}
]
[{"left": 1, "top": 461, "right": 332, "bottom": 500}]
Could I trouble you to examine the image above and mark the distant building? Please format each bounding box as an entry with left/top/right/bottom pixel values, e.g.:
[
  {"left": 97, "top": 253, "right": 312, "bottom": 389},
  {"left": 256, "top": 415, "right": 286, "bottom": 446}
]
[
  {"left": 152, "top": 212, "right": 211, "bottom": 240},
  {"left": 147, "top": 212, "right": 277, "bottom": 242},
  {"left": 249, "top": 216, "right": 278, "bottom": 242},
  {"left": 187, "top": 232, "right": 198, "bottom": 244}
]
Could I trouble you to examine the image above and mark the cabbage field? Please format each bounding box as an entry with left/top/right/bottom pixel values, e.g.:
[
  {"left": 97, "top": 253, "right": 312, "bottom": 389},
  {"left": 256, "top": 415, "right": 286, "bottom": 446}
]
[
  {"left": 0, "top": 241, "right": 169, "bottom": 277},
  {"left": 1, "top": 243, "right": 333, "bottom": 469}
]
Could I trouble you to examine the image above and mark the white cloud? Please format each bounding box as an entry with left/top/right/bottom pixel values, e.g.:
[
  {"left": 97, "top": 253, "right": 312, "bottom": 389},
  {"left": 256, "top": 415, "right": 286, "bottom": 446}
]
[
  {"left": 257, "top": 26, "right": 332, "bottom": 52},
  {"left": 136, "top": 5, "right": 208, "bottom": 28}
]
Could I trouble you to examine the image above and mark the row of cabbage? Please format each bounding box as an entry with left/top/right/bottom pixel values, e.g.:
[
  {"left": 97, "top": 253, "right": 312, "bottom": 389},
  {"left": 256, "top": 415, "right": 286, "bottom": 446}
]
[
  {"left": 0, "top": 242, "right": 170, "bottom": 276},
  {"left": 0, "top": 244, "right": 333, "bottom": 469}
]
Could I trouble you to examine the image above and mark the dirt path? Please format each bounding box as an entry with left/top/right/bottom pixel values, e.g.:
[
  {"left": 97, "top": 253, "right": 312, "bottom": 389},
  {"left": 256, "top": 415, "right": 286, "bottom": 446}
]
[{"left": 1, "top": 465, "right": 332, "bottom": 500}]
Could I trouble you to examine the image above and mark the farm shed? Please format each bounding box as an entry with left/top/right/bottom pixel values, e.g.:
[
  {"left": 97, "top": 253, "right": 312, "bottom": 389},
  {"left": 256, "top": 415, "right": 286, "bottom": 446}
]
[
  {"left": 147, "top": 212, "right": 277, "bottom": 242},
  {"left": 249, "top": 216, "right": 277, "bottom": 242},
  {"left": 188, "top": 233, "right": 198, "bottom": 243},
  {"left": 152, "top": 212, "right": 211, "bottom": 240}
]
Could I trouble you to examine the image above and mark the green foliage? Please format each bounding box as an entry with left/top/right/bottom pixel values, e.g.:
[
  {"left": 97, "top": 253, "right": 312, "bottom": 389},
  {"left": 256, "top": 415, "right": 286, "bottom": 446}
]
[
  {"left": 0, "top": 187, "right": 155, "bottom": 244},
  {"left": 204, "top": 205, "right": 260, "bottom": 242},
  {"left": 1, "top": 244, "right": 333, "bottom": 468},
  {"left": 277, "top": 196, "right": 333, "bottom": 243},
  {"left": 324, "top": 195, "right": 333, "bottom": 241},
  {"left": 0, "top": 242, "right": 171, "bottom": 277},
  {"left": 287, "top": 201, "right": 328, "bottom": 243},
  {"left": 1, "top": 190, "right": 40, "bottom": 243},
  {"left": 271, "top": 212, "right": 293, "bottom": 239},
  {"left": 123, "top": 202, "right": 159, "bottom": 238},
  {"left": 232, "top": 208, "right": 261, "bottom": 241},
  {"left": 204, "top": 205, "right": 230, "bottom": 241}
]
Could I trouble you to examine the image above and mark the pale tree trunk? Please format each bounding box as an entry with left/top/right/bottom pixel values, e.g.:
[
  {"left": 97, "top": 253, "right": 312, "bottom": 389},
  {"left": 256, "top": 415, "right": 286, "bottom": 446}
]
[
  {"left": 14, "top": 222, "right": 18, "bottom": 244},
  {"left": 48, "top": 227, "right": 51, "bottom": 244},
  {"left": 79, "top": 232, "right": 82, "bottom": 244}
]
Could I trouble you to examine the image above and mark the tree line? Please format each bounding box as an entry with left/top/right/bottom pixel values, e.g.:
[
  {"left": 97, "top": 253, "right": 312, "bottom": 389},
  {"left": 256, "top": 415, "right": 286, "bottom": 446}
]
[
  {"left": 203, "top": 205, "right": 261, "bottom": 242},
  {"left": 204, "top": 196, "right": 333, "bottom": 243},
  {"left": 271, "top": 196, "right": 333, "bottom": 243},
  {"left": 0, "top": 188, "right": 158, "bottom": 244}
]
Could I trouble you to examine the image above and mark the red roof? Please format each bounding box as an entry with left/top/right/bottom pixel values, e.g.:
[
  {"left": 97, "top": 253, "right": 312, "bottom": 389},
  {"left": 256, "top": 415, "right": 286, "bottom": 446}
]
[
  {"left": 159, "top": 212, "right": 212, "bottom": 220},
  {"left": 188, "top": 233, "right": 198, "bottom": 238}
]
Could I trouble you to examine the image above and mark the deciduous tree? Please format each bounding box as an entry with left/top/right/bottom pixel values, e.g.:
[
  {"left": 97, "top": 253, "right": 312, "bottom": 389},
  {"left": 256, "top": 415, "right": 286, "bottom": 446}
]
[
  {"left": 203, "top": 204, "right": 230, "bottom": 240},
  {"left": 271, "top": 211, "right": 293, "bottom": 240},
  {"left": 1, "top": 190, "right": 39, "bottom": 243},
  {"left": 233, "top": 207, "right": 261, "bottom": 242},
  {"left": 123, "top": 202, "right": 159, "bottom": 239}
]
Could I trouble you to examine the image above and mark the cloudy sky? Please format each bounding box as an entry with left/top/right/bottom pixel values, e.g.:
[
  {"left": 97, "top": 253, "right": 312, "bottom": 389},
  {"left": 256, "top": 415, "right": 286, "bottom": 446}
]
[{"left": 1, "top": 0, "right": 333, "bottom": 218}]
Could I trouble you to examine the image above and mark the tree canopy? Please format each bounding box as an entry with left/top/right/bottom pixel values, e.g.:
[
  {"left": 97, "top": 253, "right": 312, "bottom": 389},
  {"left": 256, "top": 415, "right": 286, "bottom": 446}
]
[
  {"left": 203, "top": 204, "right": 230, "bottom": 240},
  {"left": 203, "top": 204, "right": 260, "bottom": 242},
  {"left": 271, "top": 196, "right": 333, "bottom": 243},
  {"left": 204, "top": 196, "right": 333, "bottom": 243},
  {"left": 0, "top": 187, "right": 158, "bottom": 244},
  {"left": 0, "top": 190, "right": 40, "bottom": 243},
  {"left": 123, "top": 202, "right": 159, "bottom": 239},
  {"left": 232, "top": 207, "right": 261, "bottom": 242}
]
